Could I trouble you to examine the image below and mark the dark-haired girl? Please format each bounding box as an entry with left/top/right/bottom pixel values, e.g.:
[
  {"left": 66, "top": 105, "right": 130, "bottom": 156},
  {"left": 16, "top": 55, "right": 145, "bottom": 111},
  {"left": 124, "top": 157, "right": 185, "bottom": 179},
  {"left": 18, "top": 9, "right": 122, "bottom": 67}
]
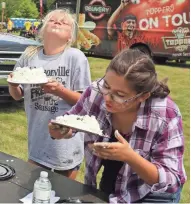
[{"left": 49, "top": 49, "right": 186, "bottom": 203}]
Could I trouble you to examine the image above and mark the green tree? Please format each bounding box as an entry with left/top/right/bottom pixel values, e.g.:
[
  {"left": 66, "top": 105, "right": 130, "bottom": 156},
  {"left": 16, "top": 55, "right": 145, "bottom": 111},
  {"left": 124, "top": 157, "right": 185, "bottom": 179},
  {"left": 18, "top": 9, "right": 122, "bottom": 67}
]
[
  {"left": 16, "top": 0, "right": 39, "bottom": 18},
  {"left": 32, "top": 0, "right": 55, "bottom": 14},
  {"left": 45, "top": 0, "right": 56, "bottom": 10},
  {"left": 0, "top": 0, "right": 39, "bottom": 19}
]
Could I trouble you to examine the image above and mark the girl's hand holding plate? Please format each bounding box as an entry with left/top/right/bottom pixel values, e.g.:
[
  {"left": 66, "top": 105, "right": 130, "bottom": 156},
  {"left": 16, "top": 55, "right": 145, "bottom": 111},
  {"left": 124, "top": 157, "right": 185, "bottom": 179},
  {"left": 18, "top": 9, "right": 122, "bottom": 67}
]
[
  {"left": 48, "top": 122, "right": 72, "bottom": 139},
  {"left": 7, "top": 73, "right": 20, "bottom": 87},
  {"left": 41, "top": 78, "right": 63, "bottom": 95}
]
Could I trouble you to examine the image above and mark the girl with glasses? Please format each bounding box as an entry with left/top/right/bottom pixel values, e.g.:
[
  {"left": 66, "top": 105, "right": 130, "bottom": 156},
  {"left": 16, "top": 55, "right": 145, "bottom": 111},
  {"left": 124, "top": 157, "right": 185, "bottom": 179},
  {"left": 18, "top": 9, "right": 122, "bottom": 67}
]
[{"left": 49, "top": 49, "right": 186, "bottom": 203}]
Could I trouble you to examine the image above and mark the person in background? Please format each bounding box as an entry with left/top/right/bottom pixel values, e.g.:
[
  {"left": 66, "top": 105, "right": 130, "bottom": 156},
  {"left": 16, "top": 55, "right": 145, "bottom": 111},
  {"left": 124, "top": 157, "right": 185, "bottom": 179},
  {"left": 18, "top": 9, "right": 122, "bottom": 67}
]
[
  {"left": 24, "top": 20, "right": 32, "bottom": 32},
  {"left": 8, "top": 9, "right": 91, "bottom": 180},
  {"left": 33, "top": 21, "right": 41, "bottom": 38},
  {"left": 49, "top": 49, "right": 186, "bottom": 203},
  {"left": 107, "top": 0, "right": 144, "bottom": 52},
  {"left": 34, "top": 20, "right": 41, "bottom": 30},
  {"left": 7, "top": 18, "right": 14, "bottom": 33}
]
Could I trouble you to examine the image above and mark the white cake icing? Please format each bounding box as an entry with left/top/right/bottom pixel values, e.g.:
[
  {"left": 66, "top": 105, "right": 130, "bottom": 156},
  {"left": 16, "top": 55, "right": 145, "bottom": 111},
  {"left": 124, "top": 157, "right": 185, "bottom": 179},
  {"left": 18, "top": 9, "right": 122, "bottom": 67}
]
[
  {"left": 10, "top": 67, "right": 48, "bottom": 83},
  {"left": 55, "top": 115, "right": 103, "bottom": 135}
]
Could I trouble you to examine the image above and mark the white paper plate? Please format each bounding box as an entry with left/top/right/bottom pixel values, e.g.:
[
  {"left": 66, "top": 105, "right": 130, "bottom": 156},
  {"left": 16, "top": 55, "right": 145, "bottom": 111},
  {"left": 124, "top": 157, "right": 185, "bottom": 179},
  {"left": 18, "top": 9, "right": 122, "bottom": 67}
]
[
  {"left": 51, "top": 119, "right": 109, "bottom": 138},
  {"left": 7, "top": 78, "right": 48, "bottom": 85}
]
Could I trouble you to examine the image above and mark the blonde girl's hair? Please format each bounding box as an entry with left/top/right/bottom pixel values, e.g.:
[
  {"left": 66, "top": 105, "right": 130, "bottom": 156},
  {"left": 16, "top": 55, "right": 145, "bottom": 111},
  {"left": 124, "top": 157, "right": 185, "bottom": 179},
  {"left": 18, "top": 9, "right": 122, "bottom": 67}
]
[{"left": 24, "top": 8, "right": 78, "bottom": 58}]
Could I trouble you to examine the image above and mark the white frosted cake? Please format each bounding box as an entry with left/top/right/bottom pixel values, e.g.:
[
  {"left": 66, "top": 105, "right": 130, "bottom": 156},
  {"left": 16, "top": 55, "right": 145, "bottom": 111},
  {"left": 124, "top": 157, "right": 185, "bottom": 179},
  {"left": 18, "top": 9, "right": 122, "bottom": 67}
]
[
  {"left": 54, "top": 115, "right": 103, "bottom": 135},
  {"left": 9, "top": 67, "right": 48, "bottom": 84}
]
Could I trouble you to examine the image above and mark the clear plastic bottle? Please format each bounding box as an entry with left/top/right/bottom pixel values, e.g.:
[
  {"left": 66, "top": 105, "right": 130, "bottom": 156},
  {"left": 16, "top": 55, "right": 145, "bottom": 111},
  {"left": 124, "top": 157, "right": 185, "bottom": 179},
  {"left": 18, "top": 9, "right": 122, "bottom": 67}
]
[{"left": 32, "top": 171, "right": 52, "bottom": 203}]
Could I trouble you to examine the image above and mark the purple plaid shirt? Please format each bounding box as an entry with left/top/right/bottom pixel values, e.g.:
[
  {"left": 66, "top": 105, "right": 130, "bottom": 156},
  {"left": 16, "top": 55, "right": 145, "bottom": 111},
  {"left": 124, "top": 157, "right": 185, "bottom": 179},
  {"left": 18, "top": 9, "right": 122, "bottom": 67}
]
[{"left": 66, "top": 81, "right": 186, "bottom": 203}]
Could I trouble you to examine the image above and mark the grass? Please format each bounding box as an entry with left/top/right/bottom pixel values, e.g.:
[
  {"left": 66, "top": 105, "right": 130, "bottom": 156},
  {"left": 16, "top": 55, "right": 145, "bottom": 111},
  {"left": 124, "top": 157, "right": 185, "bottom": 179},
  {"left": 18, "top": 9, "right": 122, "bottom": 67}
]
[
  {"left": 0, "top": 58, "right": 189, "bottom": 203},
  {"left": 0, "top": 78, "right": 7, "bottom": 85}
]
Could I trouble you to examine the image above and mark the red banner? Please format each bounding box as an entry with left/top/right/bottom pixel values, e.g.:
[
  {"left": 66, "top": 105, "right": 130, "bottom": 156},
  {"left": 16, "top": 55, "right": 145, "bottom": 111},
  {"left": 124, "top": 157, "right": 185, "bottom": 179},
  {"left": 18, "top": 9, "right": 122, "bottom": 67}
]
[{"left": 40, "top": 0, "right": 43, "bottom": 18}]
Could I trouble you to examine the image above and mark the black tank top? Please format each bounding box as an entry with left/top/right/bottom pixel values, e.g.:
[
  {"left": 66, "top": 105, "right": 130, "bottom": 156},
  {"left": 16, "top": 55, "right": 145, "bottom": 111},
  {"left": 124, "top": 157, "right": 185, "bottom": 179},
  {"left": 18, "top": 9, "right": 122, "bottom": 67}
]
[{"left": 99, "top": 130, "right": 124, "bottom": 195}]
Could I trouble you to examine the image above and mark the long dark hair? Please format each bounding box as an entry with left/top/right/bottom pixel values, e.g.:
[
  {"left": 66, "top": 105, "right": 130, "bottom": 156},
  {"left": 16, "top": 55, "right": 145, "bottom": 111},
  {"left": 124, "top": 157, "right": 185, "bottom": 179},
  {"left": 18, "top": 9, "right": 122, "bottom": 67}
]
[{"left": 106, "top": 49, "right": 170, "bottom": 98}]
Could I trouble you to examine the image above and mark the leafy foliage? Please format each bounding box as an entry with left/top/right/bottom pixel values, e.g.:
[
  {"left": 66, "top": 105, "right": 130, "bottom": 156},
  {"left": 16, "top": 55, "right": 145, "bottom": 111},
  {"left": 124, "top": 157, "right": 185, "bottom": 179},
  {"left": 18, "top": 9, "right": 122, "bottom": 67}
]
[
  {"left": 0, "top": 0, "right": 39, "bottom": 19},
  {"left": 32, "top": 0, "right": 56, "bottom": 14}
]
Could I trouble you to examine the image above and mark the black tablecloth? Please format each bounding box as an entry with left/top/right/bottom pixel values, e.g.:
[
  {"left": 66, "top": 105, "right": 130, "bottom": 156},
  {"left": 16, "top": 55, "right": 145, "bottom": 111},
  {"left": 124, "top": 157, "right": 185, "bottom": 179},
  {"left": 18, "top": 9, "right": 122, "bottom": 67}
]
[{"left": 0, "top": 151, "right": 108, "bottom": 203}]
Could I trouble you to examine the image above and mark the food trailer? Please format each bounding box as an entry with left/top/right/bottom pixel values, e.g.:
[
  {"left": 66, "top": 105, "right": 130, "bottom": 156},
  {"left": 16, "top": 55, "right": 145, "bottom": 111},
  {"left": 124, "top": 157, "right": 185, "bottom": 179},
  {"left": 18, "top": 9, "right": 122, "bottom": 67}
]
[{"left": 55, "top": 0, "right": 190, "bottom": 62}]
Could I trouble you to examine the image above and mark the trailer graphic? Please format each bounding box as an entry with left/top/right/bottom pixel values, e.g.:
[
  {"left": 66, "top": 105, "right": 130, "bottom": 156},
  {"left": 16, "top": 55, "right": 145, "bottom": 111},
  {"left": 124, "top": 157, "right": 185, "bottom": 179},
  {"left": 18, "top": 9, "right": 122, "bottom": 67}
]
[{"left": 50, "top": 0, "right": 190, "bottom": 61}]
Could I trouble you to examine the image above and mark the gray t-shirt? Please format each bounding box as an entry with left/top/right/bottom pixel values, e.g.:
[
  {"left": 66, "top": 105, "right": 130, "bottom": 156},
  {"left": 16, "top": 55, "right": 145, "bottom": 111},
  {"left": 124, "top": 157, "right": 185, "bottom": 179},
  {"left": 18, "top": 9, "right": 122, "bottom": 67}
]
[{"left": 14, "top": 47, "right": 91, "bottom": 170}]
